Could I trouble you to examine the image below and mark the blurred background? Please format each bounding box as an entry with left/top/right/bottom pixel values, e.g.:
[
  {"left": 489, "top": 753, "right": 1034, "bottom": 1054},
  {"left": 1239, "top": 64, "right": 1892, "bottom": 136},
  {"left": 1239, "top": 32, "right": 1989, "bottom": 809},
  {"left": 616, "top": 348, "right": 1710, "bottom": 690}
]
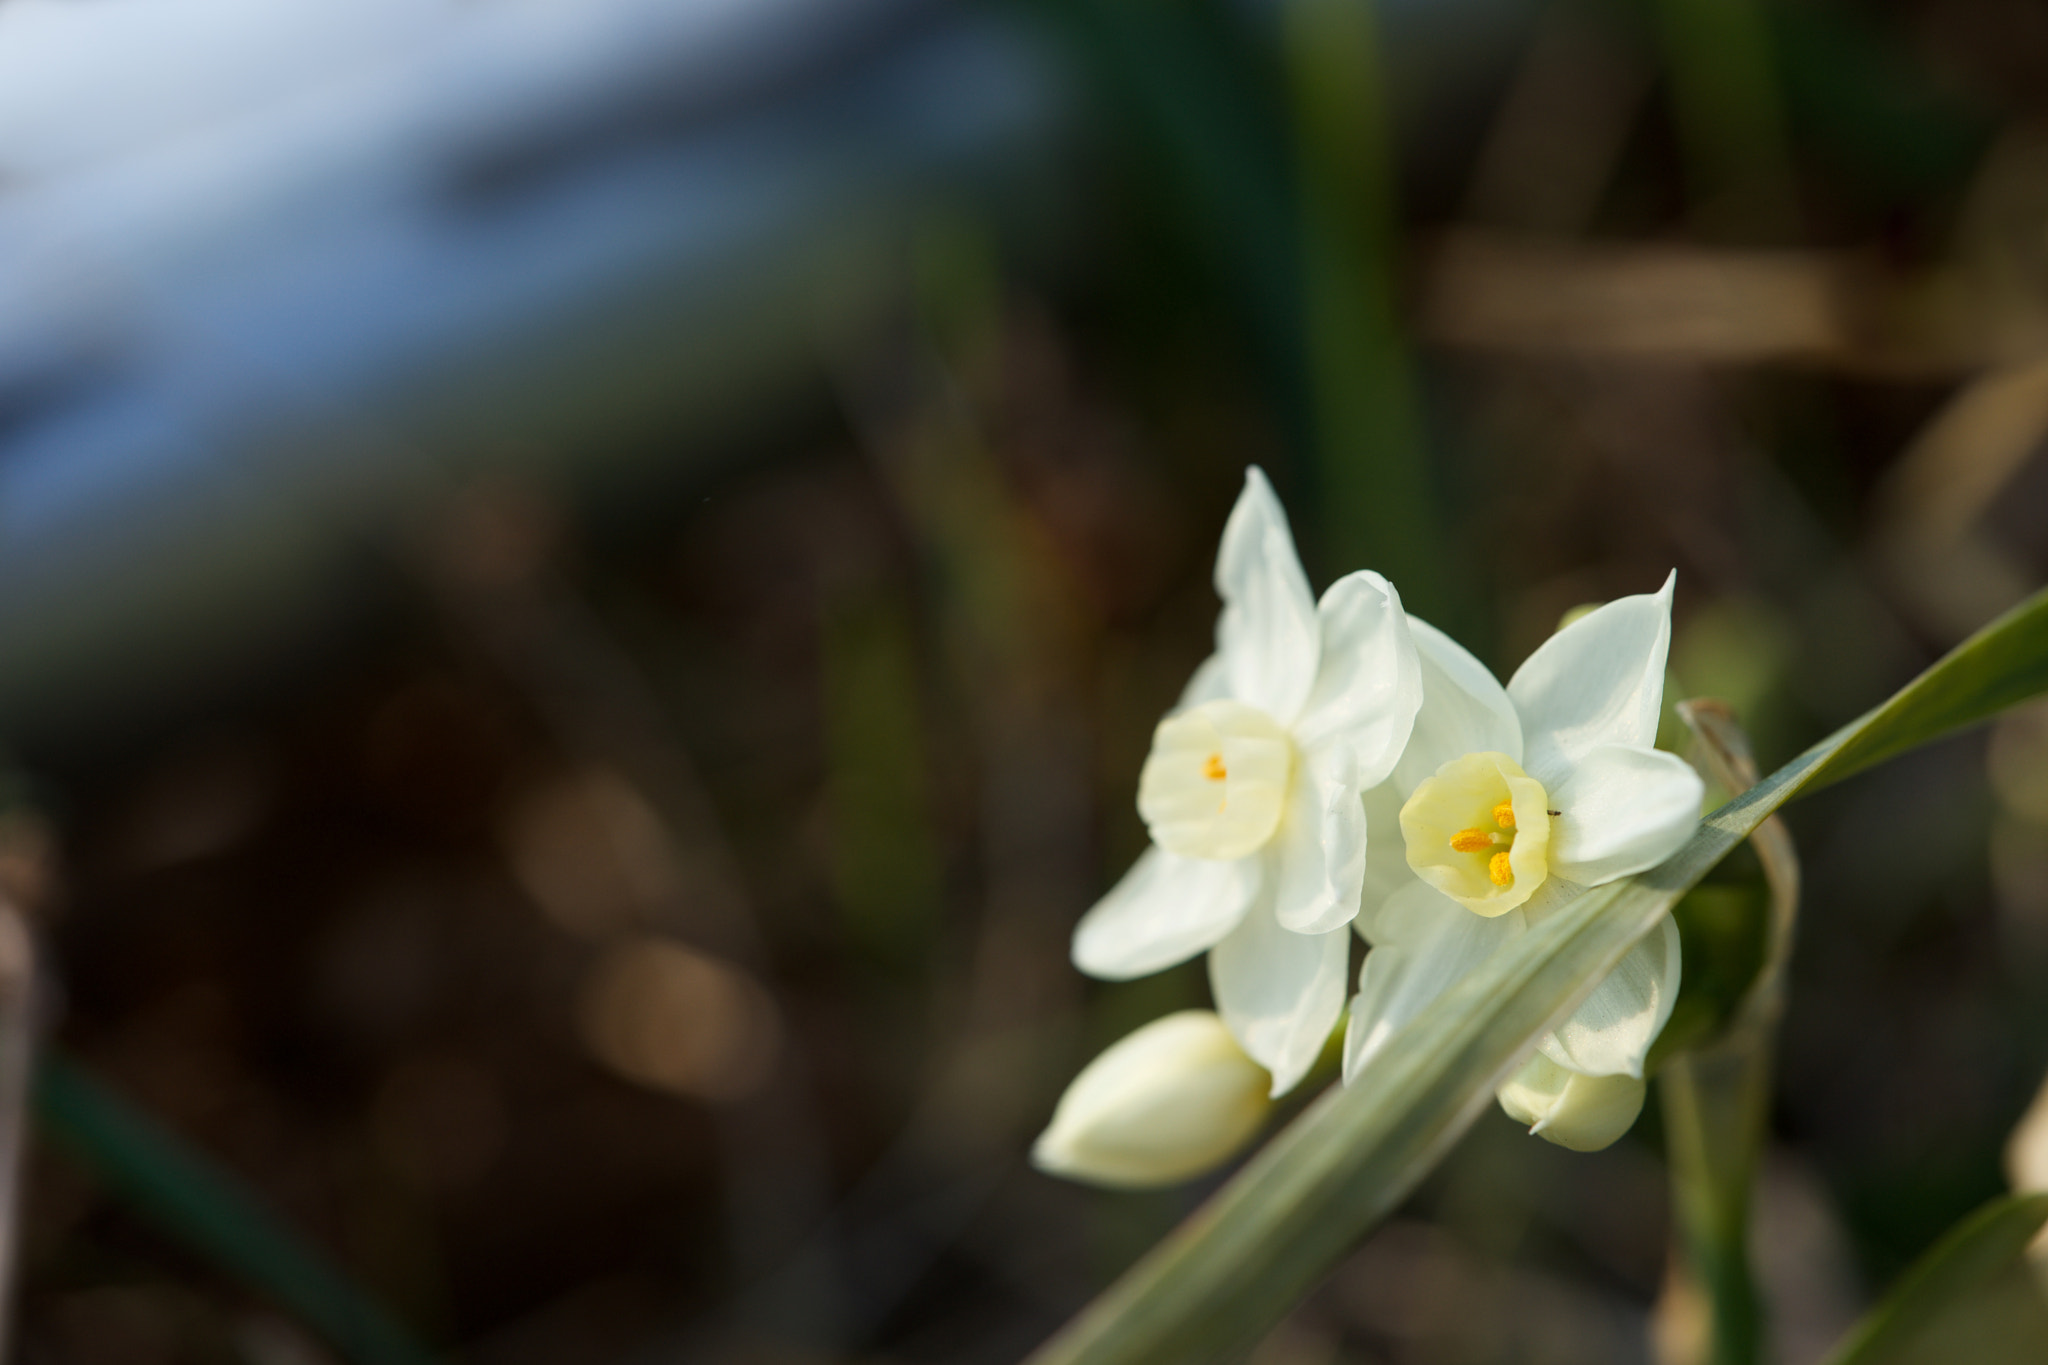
[{"left": 2, "top": 0, "right": 2048, "bottom": 1360}]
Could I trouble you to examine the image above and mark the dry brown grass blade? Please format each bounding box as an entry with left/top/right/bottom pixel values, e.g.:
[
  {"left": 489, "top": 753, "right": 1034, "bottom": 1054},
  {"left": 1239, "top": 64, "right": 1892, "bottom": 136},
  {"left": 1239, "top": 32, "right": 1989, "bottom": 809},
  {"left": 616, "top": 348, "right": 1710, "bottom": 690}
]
[
  {"left": 1676, "top": 699, "right": 1799, "bottom": 1031},
  {"left": 1869, "top": 354, "right": 2048, "bottom": 641},
  {"left": 1420, "top": 230, "right": 2004, "bottom": 377}
]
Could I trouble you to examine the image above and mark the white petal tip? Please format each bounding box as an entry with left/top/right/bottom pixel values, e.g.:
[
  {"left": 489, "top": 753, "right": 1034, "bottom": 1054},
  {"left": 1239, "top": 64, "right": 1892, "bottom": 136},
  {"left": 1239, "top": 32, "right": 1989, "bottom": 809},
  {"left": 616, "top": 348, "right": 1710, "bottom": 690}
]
[
  {"left": 1275, "top": 905, "right": 1358, "bottom": 937},
  {"left": 1268, "top": 1070, "right": 1316, "bottom": 1101}
]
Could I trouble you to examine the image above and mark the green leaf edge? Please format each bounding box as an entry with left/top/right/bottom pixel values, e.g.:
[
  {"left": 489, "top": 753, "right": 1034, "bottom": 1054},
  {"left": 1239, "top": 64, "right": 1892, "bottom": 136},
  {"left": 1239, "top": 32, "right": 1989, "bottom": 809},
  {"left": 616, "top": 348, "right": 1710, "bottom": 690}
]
[
  {"left": 1818, "top": 1191, "right": 2048, "bottom": 1365},
  {"left": 1026, "top": 583, "right": 2048, "bottom": 1365},
  {"left": 35, "top": 1051, "right": 438, "bottom": 1365},
  {"left": 1800, "top": 585, "right": 2048, "bottom": 794}
]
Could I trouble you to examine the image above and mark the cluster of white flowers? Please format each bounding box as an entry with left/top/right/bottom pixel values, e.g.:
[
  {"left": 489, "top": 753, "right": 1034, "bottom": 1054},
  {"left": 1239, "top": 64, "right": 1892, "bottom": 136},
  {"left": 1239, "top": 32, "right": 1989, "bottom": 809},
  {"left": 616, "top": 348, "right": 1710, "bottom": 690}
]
[{"left": 1033, "top": 468, "right": 1705, "bottom": 1187}]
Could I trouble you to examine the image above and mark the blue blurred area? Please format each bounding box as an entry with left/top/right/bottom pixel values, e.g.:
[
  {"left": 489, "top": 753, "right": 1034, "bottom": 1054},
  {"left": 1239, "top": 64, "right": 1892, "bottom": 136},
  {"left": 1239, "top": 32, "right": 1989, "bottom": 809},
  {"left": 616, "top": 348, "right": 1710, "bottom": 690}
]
[{"left": 0, "top": 0, "right": 1073, "bottom": 736}]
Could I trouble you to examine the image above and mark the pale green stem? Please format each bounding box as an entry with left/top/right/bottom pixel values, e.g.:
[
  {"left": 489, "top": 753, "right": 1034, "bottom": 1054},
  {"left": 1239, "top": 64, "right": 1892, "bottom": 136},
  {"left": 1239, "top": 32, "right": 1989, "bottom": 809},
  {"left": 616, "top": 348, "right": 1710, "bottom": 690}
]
[
  {"left": 1661, "top": 1035, "right": 1771, "bottom": 1365},
  {"left": 1663, "top": 701, "right": 1802, "bottom": 1365}
]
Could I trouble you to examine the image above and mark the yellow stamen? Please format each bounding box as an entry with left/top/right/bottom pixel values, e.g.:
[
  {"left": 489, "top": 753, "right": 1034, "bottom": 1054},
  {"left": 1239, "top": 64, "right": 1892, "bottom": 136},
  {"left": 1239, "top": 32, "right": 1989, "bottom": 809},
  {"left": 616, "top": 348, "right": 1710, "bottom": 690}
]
[
  {"left": 1202, "top": 754, "right": 1228, "bottom": 782},
  {"left": 1488, "top": 851, "right": 1514, "bottom": 886},
  {"left": 1492, "top": 800, "right": 1515, "bottom": 830},
  {"left": 1449, "top": 827, "right": 1495, "bottom": 854}
]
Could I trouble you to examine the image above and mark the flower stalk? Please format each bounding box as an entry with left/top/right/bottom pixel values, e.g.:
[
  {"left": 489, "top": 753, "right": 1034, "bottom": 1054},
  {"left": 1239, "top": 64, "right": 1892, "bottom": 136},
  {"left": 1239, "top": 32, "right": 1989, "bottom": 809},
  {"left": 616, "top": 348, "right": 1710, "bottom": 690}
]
[
  {"left": 1655, "top": 700, "right": 1802, "bottom": 1365},
  {"left": 1660, "top": 1039, "right": 1770, "bottom": 1365}
]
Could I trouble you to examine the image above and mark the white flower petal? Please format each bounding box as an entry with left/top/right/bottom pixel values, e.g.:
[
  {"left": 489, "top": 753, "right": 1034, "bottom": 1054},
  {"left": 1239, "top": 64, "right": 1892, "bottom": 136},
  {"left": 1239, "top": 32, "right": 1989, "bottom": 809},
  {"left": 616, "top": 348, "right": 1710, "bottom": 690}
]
[
  {"left": 1391, "top": 619, "right": 1523, "bottom": 794},
  {"left": 1177, "top": 652, "right": 1233, "bottom": 710},
  {"left": 1291, "top": 571, "right": 1422, "bottom": 788},
  {"left": 1271, "top": 752, "right": 1366, "bottom": 935},
  {"left": 1497, "top": 1053, "right": 1646, "bottom": 1152},
  {"left": 1073, "top": 847, "right": 1261, "bottom": 981},
  {"left": 1343, "top": 880, "right": 1525, "bottom": 1080},
  {"left": 1354, "top": 780, "right": 1413, "bottom": 938},
  {"left": 1538, "top": 913, "right": 1681, "bottom": 1079},
  {"left": 1547, "top": 744, "right": 1704, "bottom": 886},
  {"left": 1213, "top": 467, "right": 1320, "bottom": 723},
  {"left": 1506, "top": 572, "right": 1676, "bottom": 788},
  {"left": 1209, "top": 893, "right": 1348, "bottom": 1097}
]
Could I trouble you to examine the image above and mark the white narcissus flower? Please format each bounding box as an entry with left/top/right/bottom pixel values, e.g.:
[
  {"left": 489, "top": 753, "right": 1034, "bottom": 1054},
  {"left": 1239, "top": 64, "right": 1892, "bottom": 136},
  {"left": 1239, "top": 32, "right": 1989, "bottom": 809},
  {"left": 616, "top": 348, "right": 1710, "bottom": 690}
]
[
  {"left": 1343, "top": 578, "right": 1702, "bottom": 1140},
  {"left": 1032, "top": 1011, "right": 1272, "bottom": 1188},
  {"left": 1072, "top": 468, "right": 1422, "bottom": 1097}
]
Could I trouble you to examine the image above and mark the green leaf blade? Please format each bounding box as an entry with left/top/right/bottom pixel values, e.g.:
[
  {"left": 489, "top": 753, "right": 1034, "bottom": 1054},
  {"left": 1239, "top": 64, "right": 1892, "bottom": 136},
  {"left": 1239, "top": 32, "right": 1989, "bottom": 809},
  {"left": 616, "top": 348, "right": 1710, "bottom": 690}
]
[
  {"left": 35, "top": 1053, "right": 437, "bottom": 1365},
  {"left": 1820, "top": 1193, "right": 2048, "bottom": 1365},
  {"left": 1802, "top": 586, "right": 2048, "bottom": 793}
]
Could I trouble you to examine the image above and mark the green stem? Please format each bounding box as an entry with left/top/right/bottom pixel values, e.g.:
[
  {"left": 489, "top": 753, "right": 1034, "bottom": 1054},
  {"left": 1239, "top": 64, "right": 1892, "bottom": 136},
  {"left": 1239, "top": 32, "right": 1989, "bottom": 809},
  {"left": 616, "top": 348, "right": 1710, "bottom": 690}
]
[
  {"left": 1660, "top": 1037, "right": 1769, "bottom": 1365},
  {"left": 1660, "top": 701, "right": 1800, "bottom": 1365}
]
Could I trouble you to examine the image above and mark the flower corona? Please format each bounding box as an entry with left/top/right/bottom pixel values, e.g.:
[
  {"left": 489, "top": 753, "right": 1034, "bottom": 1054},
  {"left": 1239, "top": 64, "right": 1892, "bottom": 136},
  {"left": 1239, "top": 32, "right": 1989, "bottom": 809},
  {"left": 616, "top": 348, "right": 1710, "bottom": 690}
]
[
  {"left": 1398, "top": 750, "right": 1553, "bottom": 914},
  {"left": 1137, "top": 700, "right": 1293, "bottom": 860}
]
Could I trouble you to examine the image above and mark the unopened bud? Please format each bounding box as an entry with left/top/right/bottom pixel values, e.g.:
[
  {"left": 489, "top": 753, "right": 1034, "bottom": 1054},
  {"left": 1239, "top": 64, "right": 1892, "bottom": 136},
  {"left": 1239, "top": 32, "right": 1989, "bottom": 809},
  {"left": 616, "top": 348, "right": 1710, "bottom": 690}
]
[
  {"left": 2004, "top": 1065, "right": 2048, "bottom": 1272},
  {"left": 1497, "top": 1052, "right": 1645, "bottom": 1152},
  {"left": 2007, "top": 1066, "right": 2048, "bottom": 1194},
  {"left": 1033, "top": 1011, "right": 1272, "bottom": 1188}
]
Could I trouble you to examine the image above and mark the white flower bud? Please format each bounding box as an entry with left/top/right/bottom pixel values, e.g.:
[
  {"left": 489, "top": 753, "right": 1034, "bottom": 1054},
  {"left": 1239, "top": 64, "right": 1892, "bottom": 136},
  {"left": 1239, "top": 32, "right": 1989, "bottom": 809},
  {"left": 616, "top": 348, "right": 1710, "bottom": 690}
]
[
  {"left": 1497, "top": 1052, "right": 1645, "bottom": 1152},
  {"left": 2004, "top": 1067, "right": 2048, "bottom": 1271},
  {"left": 1033, "top": 1011, "right": 1273, "bottom": 1188},
  {"left": 2006, "top": 1065, "right": 2048, "bottom": 1194}
]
